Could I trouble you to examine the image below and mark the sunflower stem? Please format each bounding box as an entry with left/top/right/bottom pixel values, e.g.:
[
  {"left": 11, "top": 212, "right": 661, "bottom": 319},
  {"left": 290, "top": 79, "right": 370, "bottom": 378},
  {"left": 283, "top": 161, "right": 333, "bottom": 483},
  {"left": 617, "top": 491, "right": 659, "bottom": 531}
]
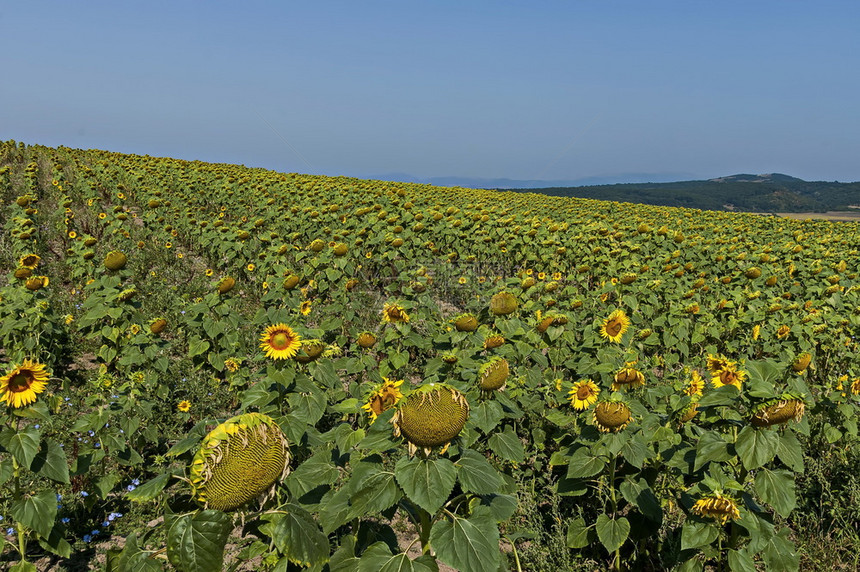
[
  {"left": 418, "top": 507, "right": 432, "bottom": 555},
  {"left": 608, "top": 454, "right": 618, "bottom": 515},
  {"left": 11, "top": 456, "right": 27, "bottom": 563}
]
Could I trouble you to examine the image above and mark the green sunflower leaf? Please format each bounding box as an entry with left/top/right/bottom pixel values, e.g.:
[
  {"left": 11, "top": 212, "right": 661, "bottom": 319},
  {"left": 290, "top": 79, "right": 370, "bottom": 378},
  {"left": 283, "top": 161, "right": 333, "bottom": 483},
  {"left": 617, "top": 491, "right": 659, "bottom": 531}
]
[
  {"left": 429, "top": 505, "right": 500, "bottom": 572},
  {"left": 395, "top": 456, "right": 457, "bottom": 514},
  {"left": 166, "top": 510, "right": 232, "bottom": 572}
]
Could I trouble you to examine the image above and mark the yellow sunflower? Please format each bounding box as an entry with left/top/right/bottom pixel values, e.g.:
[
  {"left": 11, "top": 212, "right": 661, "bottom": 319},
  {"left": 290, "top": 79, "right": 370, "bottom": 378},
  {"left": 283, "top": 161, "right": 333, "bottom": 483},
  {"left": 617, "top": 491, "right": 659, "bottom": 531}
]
[
  {"left": 711, "top": 361, "right": 746, "bottom": 390},
  {"left": 362, "top": 378, "right": 404, "bottom": 422},
  {"left": 19, "top": 254, "right": 41, "bottom": 269},
  {"left": 691, "top": 493, "right": 741, "bottom": 525},
  {"left": 259, "top": 324, "right": 302, "bottom": 360},
  {"left": 381, "top": 303, "right": 410, "bottom": 324},
  {"left": 177, "top": 400, "right": 191, "bottom": 412},
  {"left": 684, "top": 370, "right": 705, "bottom": 397},
  {"left": 568, "top": 379, "right": 600, "bottom": 411},
  {"left": 1, "top": 359, "right": 50, "bottom": 408},
  {"left": 612, "top": 362, "right": 645, "bottom": 391},
  {"left": 706, "top": 354, "right": 729, "bottom": 374},
  {"left": 600, "top": 309, "right": 630, "bottom": 343},
  {"left": 300, "top": 300, "right": 312, "bottom": 315},
  {"left": 224, "top": 358, "right": 240, "bottom": 372}
]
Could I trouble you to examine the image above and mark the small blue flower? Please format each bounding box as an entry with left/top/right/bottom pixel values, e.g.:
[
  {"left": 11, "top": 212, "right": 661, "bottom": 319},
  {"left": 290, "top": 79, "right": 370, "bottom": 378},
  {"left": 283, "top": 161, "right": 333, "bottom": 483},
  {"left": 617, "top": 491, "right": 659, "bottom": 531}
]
[
  {"left": 94, "top": 442, "right": 101, "bottom": 448},
  {"left": 34, "top": 424, "right": 40, "bottom": 429},
  {"left": 126, "top": 485, "right": 136, "bottom": 492},
  {"left": 61, "top": 517, "right": 70, "bottom": 524},
  {"left": 80, "top": 491, "right": 89, "bottom": 497},
  {"left": 102, "top": 521, "right": 110, "bottom": 527},
  {"left": 83, "top": 534, "right": 92, "bottom": 543},
  {"left": 6, "top": 527, "right": 15, "bottom": 536},
  {"left": 57, "top": 494, "right": 62, "bottom": 501},
  {"left": 132, "top": 479, "right": 140, "bottom": 486},
  {"left": 91, "top": 529, "right": 99, "bottom": 536}
]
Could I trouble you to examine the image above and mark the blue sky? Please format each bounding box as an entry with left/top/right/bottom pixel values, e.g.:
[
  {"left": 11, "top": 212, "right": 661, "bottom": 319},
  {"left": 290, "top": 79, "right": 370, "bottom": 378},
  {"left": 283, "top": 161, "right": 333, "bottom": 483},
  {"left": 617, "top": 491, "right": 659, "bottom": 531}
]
[{"left": 2, "top": 1, "right": 859, "bottom": 183}]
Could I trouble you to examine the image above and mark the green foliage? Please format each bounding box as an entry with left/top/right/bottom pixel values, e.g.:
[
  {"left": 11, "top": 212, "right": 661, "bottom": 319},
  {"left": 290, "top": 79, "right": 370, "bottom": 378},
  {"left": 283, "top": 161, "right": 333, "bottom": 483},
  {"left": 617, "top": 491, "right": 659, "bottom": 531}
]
[{"left": 2, "top": 141, "right": 860, "bottom": 570}]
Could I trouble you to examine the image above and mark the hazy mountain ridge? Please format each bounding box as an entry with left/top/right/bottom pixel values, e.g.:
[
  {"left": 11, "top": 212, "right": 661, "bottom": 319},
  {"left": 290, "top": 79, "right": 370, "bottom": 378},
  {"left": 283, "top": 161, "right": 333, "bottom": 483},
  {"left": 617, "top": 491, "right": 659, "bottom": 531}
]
[{"left": 504, "top": 173, "right": 860, "bottom": 213}]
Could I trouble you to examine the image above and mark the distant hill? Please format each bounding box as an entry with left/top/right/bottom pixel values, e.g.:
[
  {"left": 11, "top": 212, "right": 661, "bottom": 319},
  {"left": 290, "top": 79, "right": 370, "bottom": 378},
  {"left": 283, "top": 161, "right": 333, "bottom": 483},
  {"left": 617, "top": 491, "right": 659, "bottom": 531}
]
[
  {"left": 371, "top": 172, "right": 697, "bottom": 189},
  {"left": 504, "top": 173, "right": 860, "bottom": 213}
]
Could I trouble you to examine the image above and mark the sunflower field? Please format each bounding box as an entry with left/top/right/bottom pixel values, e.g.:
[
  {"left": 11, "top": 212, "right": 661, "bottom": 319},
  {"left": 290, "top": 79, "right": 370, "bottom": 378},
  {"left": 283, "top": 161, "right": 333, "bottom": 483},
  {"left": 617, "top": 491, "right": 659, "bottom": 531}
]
[{"left": 2, "top": 140, "right": 860, "bottom": 571}]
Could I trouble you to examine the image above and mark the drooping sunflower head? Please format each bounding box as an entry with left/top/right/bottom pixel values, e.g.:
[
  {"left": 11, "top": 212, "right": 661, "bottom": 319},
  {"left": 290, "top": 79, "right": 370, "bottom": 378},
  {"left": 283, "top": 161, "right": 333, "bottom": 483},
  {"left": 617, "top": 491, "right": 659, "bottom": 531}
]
[
  {"left": 13, "top": 267, "right": 32, "bottom": 280},
  {"left": 283, "top": 274, "right": 300, "bottom": 290},
  {"left": 391, "top": 384, "right": 470, "bottom": 456},
  {"left": 535, "top": 311, "right": 555, "bottom": 334},
  {"left": 691, "top": 492, "right": 741, "bottom": 525},
  {"left": 678, "top": 401, "right": 699, "bottom": 424},
  {"left": 24, "top": 276, "right": 49, "bottom": 291},
  {"left": 18, "top": 254, "right": 40, "bottom": 269},
  {"left": 489, "top": 291, "right": 518, "bottom": 316},
  {"left": 149, "top": 318, "right": 167, "bottom": 334},
  {"left": 612, "top": 362, "right": 646, "bottom": 391},
  {"left": 0, "top": 359, "right": 50, "bottom": 409},
  {"left": 452, "top": 313, "right": 479, "bottom": 332},
  {"left": 478, "top": 357, "right": 509, "bottom": 391},
  {"left": 104, "top": 251, "right": 128, "bottom": 271},
  {"left": 776, "top": 325, "right": 791, "bottom": 339},
  {"left": 294, "top": 339, "right": 326, "bottom": 363},
  {"left": 600, "top": 309, "right": 630, "bottom": 343},
  {"left": 568, "top": 379, "right": 600, "bottom": 411},
  {"left": 791, "top": 352, "right": 812, "bottom": 373},
  {"left": 592, "top": 399, "right": 632, "bottom": 433},
  {"left": 190, "top": 413, "right": 290, "bottom": 511},
  {"left": 382, "top": 303, "right": 410, "bottom": 324},
  {"left": 259, "top": 324, "right": 302, "bottom": 360},
  {"left": 361, "top": 377, "right": 404, "bottom": 422},
  {"left": 216, "top": 276, "right": 236, "bottom": 294},
  {"left": 357, "top": 331, "right": 377, "bottom": 349},
  {"left": 483, "top": 334, "right": 505, "bottom": 350},
  {"left": 750, "top": 393, "right": 806, "bottom": 427}
]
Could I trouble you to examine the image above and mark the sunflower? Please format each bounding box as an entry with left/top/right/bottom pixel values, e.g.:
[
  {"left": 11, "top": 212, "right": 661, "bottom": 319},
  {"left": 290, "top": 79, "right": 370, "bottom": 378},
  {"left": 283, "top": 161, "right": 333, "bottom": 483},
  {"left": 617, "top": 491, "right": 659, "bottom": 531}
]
[
  {"left": 711, "top": 361, "right": 746, "bottom": 390},
  {"left": 382, "top": 303, "right": 410, "bottom": 324},
  {"left": 776, "top": 325, "right": 791, "bottom": 339},
  {"left": 705, "top": 354, "right": 729, "bottom": 374},
  {"left": 1, "top": 359, "right": 50, "bottom": 408},
  {"left": 684, "top": 370, "right": 705, "bottom": 397},
  {"left": 177, "top": 400, "right": 191, "bottom": 412},
  {"left": 593, "top": 400, "right": 632, "bottom": 433},
  {"left": 362, "top": 378, "right": 404, "bottom": 422},
  {"left": 19, "top": 254, "right": 40, "bottom": 269},
  {"left": 568, "top": 380, "right": 600, "bottom": 411},
  {"left": 483, "top": 334, "right": 505, "bottom": 349},
  {"left": 300, "top": 300, "right": 312, "bottom": 315},
  {"left": 224, "top": 358, "right": 241, "bottom": 372},
  {"left": 691, "top": 493, "right": 741, "bottom": 525},
  {"left": 259, "top": 324, "right": 302, "bottom": 360},
  {"left": 600, "top": 309, "right": 630, "bottom": 343},
  {"left": 612, "top": 362, "right": 645, "bottom": 391}
]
